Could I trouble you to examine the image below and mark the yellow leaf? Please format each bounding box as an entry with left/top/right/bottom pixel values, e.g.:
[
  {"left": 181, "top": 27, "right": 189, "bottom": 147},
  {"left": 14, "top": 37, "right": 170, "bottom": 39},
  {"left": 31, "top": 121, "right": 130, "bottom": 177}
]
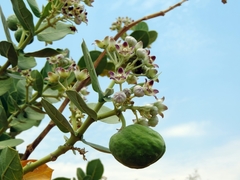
[{"left": 21, "top": 159, "right": 54, "bottom": 180}]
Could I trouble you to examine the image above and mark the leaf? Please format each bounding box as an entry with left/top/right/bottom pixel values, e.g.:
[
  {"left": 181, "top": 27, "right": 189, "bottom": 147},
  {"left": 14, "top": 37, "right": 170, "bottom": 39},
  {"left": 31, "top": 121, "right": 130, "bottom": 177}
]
[
  {"left": 0, "top": 102, "right": 8, "bottom": 129},
  {"left": 41, "top": 99, "right": 74, "bottom": 133},
  {"left": 0, "top": 41, "right": 18, "bottom": 67},
  {"left": 42, "top": 87, "right": 60, "bottom": 103},
  {"left": 0, "top": 147, "right": 23, "bottom": 180},
  {"left": 7, "top": 72, "right": 26, "bottom": 80},
  {"left": 83, "top": 176, "right": 92, "bottom": 180},
  {"left": 88, "top": 103, "right": 120, "bottom": 124},
  {"left": 10, "top": 116, "right": 39, "bottom": 133},
  {"left": 26, "top": 0, "right": 41, "bottom": 18},
  {"left": 0, "top": 139, "right": 24, "bottom": 149},
  {"left": 0, "top": 6, "right": 13, "bottom": 42},
  {"left": 10, "top": 0, "right": 34, "bottom": 35},
  {"left": 31, "top": 70, "right": 43, "bottom": 95},
  {"left": 78, "top": 51, "right": 107, "bottom": 75},
  {"left": 76, "top": 167, "right": 85, "bottom": 180},
  {"left": 41, "top": 61, "right": 53, "bottom": 78},
  {"left": 25, "top": 48, "right": 60, "bottom": 57},
  {"left": 148, "top": 30, "right": 158, "bottom": 45},
  {"left": 41, "top": 1, "right": 53, "bottom": 19},
  {"left": 130, "top": 30, "right": 150, "bottom": 48},
  {"left": 18, "top": 52, "right": 37, "bottom": 70},
  {"left": 21, "top": 159, "right": 54, "bottom": 180},
  {"left": 86, "top": 159, "right": 104, "bottom": 180},
  {"left": 66, "top": 90, "right": 97, "bottom": 121},
  {"left": 53, "top": 178, "right": 71, "bottom": 180},
  {"left": 81, "top": 139, "right": 111, "bottom": 154},
  {"left": 0, "top": 77, "right": 13, "bottom": 96},
  {"left": 134, "top": 22, "right": 149, "bottom": 31},
  {"left": 81, "top": 41, "right": 104, "bottom": 100},
  {"left": 37, "top": 21, "right": 75, "bottom": 42}
]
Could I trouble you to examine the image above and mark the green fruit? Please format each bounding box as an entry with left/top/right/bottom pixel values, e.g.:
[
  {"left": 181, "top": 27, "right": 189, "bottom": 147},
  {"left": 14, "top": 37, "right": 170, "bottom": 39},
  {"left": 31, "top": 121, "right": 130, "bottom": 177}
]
[
  {"left": 14, "top": 28, "right": 23, "bottom": 43},
  {"left": 109, "top": 124, "right": 166, "bottom": 169},
  {"left": 7, "top": 14, "right": 19, "bottom": 31}
]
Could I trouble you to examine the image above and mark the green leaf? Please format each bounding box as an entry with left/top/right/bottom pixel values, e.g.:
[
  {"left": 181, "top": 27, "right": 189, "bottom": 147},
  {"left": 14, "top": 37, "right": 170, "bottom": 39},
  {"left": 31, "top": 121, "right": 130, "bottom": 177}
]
[
  {"left": 66, "top": 90, "right": 97, "bottom": 121},
  {"left": 76, "top": 167, "right": 85, "bottom": 180},
  {"left": 0, "top": 6, "right": 13, "bottom": 43},
  {"left": 0, "top": 133, "right": 11, "bottom": 141},
  {"left": 41, "top": 1, "right": 53, "bottom": 19},
  {"left": 130, "top": 30, "right": 149, "bottom": 48},
  {"left": 81, "top": 41, "right": 104, "bottom": 101},
  {"left": 86, "top": 159, "right": 104, "bottom": 180},
  {"left": 10, "top": 0, "right": 34, "bottom": 35},
  {"left": 82, "top": 139, "right": 111, "bottom": 154},
  {"left": 31, "top": 70, "right": 43, "bottom": 95},
  {"left": 10, "top": 107, "right": 44, "bottom": 133},
  {"left": 78, "top": 51, "right": 107, "bottom": 75},
  {"left": 148, "top": 30, "right": 158, "bottom": 45},
  {"left": 26, "top": 0, "right": 41, "bottom": 18},
  {"left": 25, "top": 48, "right": 60, "bottom": 57},
  {"left": 0, "top": 102, "right": 8, "bottom": 129},
  {"left": 7, "top": 72, "right": 25, "bottom": 80},
  {"left": 25, "top": 106, "right": 45, "bottom": 120},
  {"left": 0, "top": 139, "right": 24, "bottom": 149},
  {"left": 83, "top": 176, "right": 92, "bottom": 180},
  {"left": 0, "top": 41, "right": 18, "bottom": 67},
  {"left": 41, "top": 61, "right": 53, "bottom": 78},
  {"left": 18, "top": 52, "right": 37, "bottom": 69},
  {"left": 37, "top": 21, "right": 75, "bottom": 42},
  {"left": 0, "top": 147, "right": 23, "bottom": 179},
  {"left": 134, "top": 22, "right": 149, "bottom": 31},
  {"left": 42, "top": 87, "right": 60, "bottom": 103},
  {"left": 41, "top": 99, "right": 74, "bottom": 133},
  {"left": 52, "top": 178, "right": 71, "bottom": 180},
  {"left": 0, "top": 77, "right": 13, "bottom": 96},
  {"left": 88, "top": 103, "right": 120, "bottom": 124}
]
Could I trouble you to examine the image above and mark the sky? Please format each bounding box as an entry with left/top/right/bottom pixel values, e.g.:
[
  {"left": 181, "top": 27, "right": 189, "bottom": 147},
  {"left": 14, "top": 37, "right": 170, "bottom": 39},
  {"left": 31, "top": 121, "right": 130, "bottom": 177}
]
[{"left": 1, "top": 0, "right": 240, "bottom": 180}]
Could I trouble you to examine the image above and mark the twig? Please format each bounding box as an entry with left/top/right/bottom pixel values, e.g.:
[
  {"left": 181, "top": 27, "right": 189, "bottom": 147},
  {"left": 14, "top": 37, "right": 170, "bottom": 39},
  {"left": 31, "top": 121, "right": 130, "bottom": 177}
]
[{"left": 21, "top": 0, "right": 187, "bottom": 160}]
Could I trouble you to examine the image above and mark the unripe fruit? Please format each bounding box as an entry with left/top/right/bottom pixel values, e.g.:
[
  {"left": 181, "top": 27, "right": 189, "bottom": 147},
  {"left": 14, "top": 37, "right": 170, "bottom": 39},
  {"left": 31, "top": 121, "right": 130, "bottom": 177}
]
[
  {"left": 109, "top": 124, "right": 166, "bottom": 169},
  {"left": 7, "top": 14, "right": 19, "bottom": 31}
]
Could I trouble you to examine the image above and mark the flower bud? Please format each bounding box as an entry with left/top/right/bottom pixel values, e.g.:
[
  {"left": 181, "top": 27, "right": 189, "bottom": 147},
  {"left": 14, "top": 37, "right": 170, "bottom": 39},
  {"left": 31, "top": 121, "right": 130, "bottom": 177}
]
[
  {"left": 126, "top": 74, "right": 137, "bottom": 84},
  {"left": 148, "top": 116, "right": 159, "bottom": 127},
  {"left": 146, "top": 68, "right": 158, "bottom": 79},
  {"left": 47, "top": 72, "right": 59, "bottom": 83},
  {"left": 125, "top": 36, "right": 137, "bottom": 47},
  {"left": 136, "top": 48, "right": 147, "bottom": 59},
  {"left": 113, "top": 91, "right": 126, "bottom": 104},
  {"left": 133, "top": 85, "right": 145, "bottom": 97},
  {"left": 133, "top": 117, "right": 148, "bottom": 126},
  {"left": 123, "top": 88, "right": 132, "bottom": 98}
]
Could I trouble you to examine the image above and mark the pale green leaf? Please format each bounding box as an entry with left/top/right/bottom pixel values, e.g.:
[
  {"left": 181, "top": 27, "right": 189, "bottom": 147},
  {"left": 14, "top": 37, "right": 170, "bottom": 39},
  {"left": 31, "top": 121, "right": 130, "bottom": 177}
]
[
  {"left": 0, "top": 147, "right": 23, "bottom": 179},
  {"left": 41, "top": 99, "right": 73, "bottom": 133}
]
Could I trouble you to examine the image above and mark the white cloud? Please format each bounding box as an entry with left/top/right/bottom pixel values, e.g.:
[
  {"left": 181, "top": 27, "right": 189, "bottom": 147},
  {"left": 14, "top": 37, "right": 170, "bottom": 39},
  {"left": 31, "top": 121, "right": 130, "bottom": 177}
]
[{"left": 161, "top": 121, "right": 209, "bottom": 138}]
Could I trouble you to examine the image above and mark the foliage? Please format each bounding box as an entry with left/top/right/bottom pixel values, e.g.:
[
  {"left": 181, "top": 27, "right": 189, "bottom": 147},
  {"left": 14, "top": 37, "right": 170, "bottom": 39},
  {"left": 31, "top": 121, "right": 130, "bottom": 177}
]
[{"left": 0, "top": 0, "right": 190, "bottom": 179}]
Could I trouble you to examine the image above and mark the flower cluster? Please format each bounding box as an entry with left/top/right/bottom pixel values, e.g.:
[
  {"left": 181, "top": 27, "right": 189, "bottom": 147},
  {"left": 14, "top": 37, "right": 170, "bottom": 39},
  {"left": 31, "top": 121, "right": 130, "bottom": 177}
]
[
  {"left": 133, "top": 97, "right": 168, "bottom": 127},
  {"left": 110, "top": 17, "right": 134, "bottom": 31},
  {"left": 45, "top": 51, "right": 88, "bottom": 87},
  {"left": 96, "top": 35, "right": 167, "bottom": 127},
  {"left": 61, "top": 0, "right": 88, "bottom": 24},
  {"left": 95, "top": 36, "right": 159, "bottom": 82}
]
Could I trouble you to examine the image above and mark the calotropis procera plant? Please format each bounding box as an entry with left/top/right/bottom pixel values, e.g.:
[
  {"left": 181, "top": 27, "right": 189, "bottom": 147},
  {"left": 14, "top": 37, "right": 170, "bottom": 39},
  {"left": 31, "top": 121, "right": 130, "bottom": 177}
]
[{"left": 0, "top": 0, "right": 187, "bottom": 179}]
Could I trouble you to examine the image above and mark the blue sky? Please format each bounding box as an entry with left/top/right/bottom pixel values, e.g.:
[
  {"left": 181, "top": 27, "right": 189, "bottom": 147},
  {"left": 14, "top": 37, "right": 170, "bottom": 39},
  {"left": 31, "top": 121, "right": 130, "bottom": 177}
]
[{"left": 1, "top": 0, "right": 240, "bottom": 179}]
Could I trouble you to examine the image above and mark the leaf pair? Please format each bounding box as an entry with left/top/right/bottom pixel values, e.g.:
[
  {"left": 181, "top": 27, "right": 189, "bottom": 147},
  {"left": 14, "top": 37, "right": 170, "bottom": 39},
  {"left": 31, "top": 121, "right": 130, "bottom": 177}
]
[
  {"left": 53, "top": 159, "right": 104, "bottom": 180},
  {"left": 131, "top": 22, "right": 158, "bottom": 48}
]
